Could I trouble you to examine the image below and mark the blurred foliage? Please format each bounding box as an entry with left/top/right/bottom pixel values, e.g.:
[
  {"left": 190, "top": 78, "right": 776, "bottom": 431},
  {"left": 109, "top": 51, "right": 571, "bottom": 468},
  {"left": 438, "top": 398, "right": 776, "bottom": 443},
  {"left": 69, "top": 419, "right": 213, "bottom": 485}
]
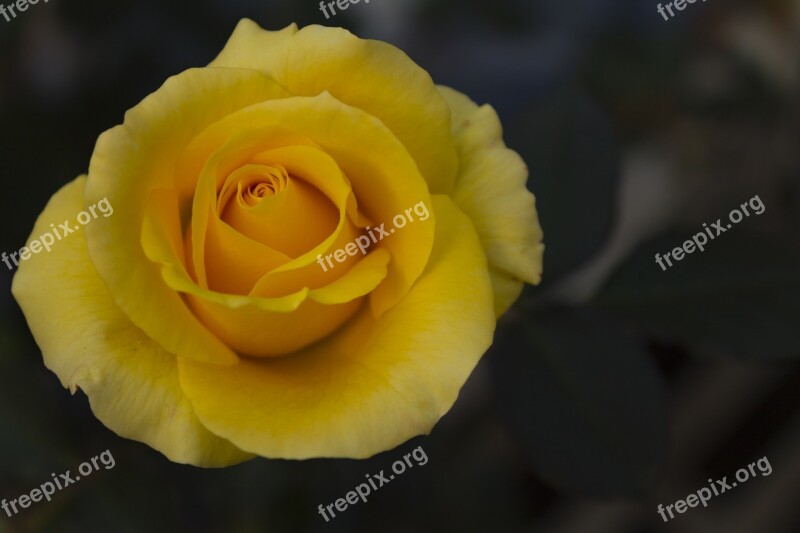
[
  {"left": 509, "top": 86, "right": 621, "bottom": 285},
  {"left": 491, "top": 307, "right": 666, "bottom": 497},
  {"left": 595, "top": 231, "right": 800, "bottom": 359}
]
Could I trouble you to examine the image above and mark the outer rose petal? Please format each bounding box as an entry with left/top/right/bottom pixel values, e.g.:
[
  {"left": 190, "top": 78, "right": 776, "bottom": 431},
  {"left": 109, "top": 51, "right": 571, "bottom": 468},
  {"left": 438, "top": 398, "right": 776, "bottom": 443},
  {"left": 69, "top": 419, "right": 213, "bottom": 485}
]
[
  {"left": 177, "top": 196, "right": 495, "bottom": 459},
  {"left": 210, "top": 19, "right": 459, "bottom": 194},
  {"left": 437, "top": 85, "right": 545, "bottom": 316},
  {"left": 11, "top": 177, "right": 251, "bottom": 467}
]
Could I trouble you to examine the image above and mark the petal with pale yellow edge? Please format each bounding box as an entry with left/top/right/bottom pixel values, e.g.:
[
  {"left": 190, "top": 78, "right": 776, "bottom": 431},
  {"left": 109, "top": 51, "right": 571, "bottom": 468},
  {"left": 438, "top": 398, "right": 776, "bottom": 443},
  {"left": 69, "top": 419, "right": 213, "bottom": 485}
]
[
  {"left": 84, "top": 67, "right": 291, "bottom": 366},
  {"left": 12, "top": 177, "right": 251, "bottom": 467},
  {"left": 438, "top": 85, "right": 545, "bottom": 316},
  {"left": 210, "top": 19, "right": 458, "bottom": 193},
  {"left": 177, "top": 196, "right": 495, "bottom": 459}
]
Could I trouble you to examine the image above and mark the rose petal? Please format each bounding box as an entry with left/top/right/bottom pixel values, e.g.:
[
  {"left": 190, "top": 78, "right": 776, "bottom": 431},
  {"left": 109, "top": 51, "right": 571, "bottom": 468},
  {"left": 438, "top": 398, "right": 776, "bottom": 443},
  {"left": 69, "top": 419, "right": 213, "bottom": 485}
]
[
  {"left": 438, "top": 85, "right": 545, "bottom": 315},
  {"left": 218, "top": 164, "right": 338, "bottom": 258},
  {"left": 181, "top": 249, "right": 391, "bottom": 357},
  {"left": 12, "top": 177, "right": 251, "bottom": 467}
]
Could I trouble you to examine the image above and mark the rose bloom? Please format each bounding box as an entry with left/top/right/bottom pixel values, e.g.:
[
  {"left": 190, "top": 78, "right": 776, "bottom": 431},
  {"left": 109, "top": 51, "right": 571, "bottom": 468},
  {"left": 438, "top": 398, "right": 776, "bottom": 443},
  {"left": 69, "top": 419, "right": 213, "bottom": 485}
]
[{"left": 13, "top": 20, "right": 543, "bottom": 466}]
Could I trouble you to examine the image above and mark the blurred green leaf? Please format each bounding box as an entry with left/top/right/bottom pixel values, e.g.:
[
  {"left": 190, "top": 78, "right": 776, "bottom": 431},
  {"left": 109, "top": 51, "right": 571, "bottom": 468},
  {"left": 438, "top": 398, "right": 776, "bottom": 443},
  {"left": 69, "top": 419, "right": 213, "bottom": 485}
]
[
  {"left": 507, "top": 86, "right": 620, "bottom": 285},
  {"left": 594, "top": 231, "right": 800, "bottom": 359},
  {"left": 490, "top": 307, "right": 666, "bottom": 497}
]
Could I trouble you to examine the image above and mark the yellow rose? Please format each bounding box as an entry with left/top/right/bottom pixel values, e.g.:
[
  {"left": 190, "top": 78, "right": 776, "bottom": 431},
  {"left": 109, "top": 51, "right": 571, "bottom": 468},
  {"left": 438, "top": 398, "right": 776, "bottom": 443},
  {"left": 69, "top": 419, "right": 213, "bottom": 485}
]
[{"left": 12, "top": 20, "right": 543, "bottom": 466}]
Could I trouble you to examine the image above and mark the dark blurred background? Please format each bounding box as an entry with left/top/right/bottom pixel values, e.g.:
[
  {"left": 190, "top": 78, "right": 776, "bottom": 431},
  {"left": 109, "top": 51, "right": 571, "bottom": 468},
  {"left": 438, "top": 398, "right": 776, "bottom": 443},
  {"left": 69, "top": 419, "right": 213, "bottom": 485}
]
[{"left": 2, "top": 0, "right": 800, "bottom": 531}]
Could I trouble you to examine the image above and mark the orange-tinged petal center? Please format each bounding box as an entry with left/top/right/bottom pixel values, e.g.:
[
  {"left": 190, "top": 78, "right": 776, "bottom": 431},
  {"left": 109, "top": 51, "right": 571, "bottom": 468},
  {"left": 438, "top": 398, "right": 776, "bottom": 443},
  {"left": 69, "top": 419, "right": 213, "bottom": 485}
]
[{"left": 217, "top": 163, "right": 338, "bottom": 258}]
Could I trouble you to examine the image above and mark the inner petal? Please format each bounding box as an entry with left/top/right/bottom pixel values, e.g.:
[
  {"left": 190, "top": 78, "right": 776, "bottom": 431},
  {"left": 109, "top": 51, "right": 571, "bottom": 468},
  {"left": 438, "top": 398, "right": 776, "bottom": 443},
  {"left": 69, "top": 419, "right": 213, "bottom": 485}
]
[{"left": 217, "top": 164, "right": 338, "bottom": 258}]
